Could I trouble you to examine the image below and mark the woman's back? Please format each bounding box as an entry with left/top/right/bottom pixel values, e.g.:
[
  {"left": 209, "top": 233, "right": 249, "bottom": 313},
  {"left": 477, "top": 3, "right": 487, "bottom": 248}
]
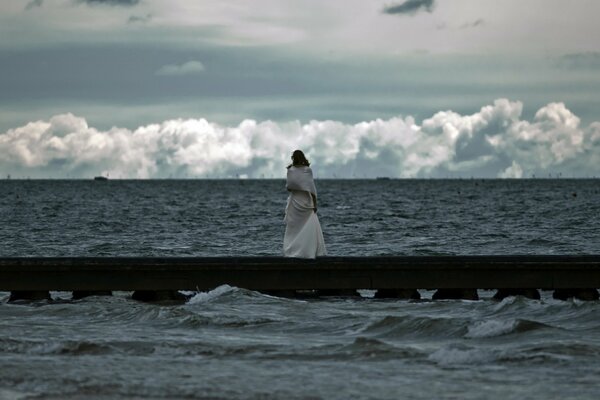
[{"left": 283, "top": 151, "right": 326, "bottom": 258}]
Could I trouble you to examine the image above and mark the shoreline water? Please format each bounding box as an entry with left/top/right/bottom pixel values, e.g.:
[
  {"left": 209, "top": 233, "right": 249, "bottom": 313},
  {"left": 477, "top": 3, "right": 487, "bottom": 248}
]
[{"left": 2, "top": 287, "right": 600, "bottom": 399}]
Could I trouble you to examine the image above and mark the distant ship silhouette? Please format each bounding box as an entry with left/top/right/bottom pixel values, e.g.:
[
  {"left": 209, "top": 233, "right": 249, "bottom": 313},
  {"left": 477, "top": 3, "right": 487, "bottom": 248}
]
[{"left": 94, "top": 176, "right": 108, "bottom": 181}]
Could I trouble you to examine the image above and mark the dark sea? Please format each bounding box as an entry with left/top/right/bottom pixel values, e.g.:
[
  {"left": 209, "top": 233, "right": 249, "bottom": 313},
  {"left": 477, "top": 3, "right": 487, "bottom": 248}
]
[{"left": 1, "top": 179, "right": 600, "bottom": 399}]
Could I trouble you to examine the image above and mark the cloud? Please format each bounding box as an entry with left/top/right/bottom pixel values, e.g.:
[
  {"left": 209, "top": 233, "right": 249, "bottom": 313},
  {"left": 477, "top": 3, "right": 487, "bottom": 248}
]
[
  {"left": 437, "top": 18, "right": 485, "bottom": 30},
  {"left": 25, "top": 0, "right": 43, "bottom": 10},
  {"left": 499, "top": 161, "right": 523, "bottom": 178},
  {"left": 383, "top": 0, "right": 435, "bottom": 16},
  {"left": 486, "top": 102, "right": 588, "bottom": 173},
  {"left": 460, "top": 18, "right": 485, "bottom": 29},
  {"left": 1, "top": 99, "right": 599, "bottom": 179},
  {"left": 76, "top": 0, "right": 140, "bottom": 6},
  {"left": 556, "top": 52, "right": 600, "bottom": 70},
  {"left": 155, "top": 61, "right": 205, "bottom": 77},
  {"left": 128, "top": 13, "right": 151, "bottom": 24}
]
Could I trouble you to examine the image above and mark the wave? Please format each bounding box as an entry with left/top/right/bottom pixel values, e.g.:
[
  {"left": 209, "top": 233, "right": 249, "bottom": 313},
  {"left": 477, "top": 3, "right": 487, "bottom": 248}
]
[
  {"left": 0, "top": 338, "right": 35, "bottom": 355},
  {"left": 510, "top": 342, "right": 600, "bottom": 359},
  {"left": 489, "top": 294, "right": 600, "bottom": 327},
  {"left": 526, "top": 238, "right": 559, "bottom": 246},
  {"left": 151, "top": 341, "right": 286, "bottom": 359},
  {"left": 338, "top": 337, "right": 424, "bottom": 360},
  {"left": 429, "top": 338, "right": 600, "bottom": 367},
  {"left": 428, "top": 344, "right": 498, "bottom": 366},
  {"left": 0, "top": 339, "right": 155, "bottom": 356},
  {"left": 490, "top": 295, "right": 546, "bottom": 312},
  {"left": 465, "top": 319, "right": 550, "bottom": 339},
  {"left": 0, "top": 389, "right": 32, "bottom": 400},
  {"left": 152, "top": 307, "right": 280, "bottom": 329},
  {"left": 495, "top": 343, "right": 600, "bottom": 364},
  {"left": 186, "top": 285, "right": 302, "bottom": 305},
  {"left": 361, "top": 315, "right": 468, "bottom": 338},
  {"left": 187, "top": 284, "right": 238, "bottom": 304},
  {"left": 50, "top": 341, "right": 114, "bottom": 356},
  {"left": 224, "top": 338, "right": 428, "bottom": 362}
]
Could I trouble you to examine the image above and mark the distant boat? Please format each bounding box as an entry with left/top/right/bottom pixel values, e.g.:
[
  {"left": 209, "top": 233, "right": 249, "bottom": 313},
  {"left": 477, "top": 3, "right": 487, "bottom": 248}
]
[
  {"left": 376, "top": 177, "right": 391, "bottom": 180},
  {"left": 94, "top": 176, "right": 108, "bottom": 181}
]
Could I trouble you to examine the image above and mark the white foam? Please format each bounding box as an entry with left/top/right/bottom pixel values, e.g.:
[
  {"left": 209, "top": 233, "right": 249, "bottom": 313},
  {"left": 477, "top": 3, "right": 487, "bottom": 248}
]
[
  {"left": 357, "top": 289, "right": 376, "bottom": 298},
  {"left": 465, "top": 319, "right": 518, "bottom": 339},
  {"left": 335, "top": 205, "right": 351, "bottom": 210},
  {"left": 187, "top": 285, "right": 236, "bottom": 304},
  {"left": 428, "top": 345, "right": 496, "bottom": 366},
  {"left": 491, "top": 295, "right": 517, "bottom": 311}
]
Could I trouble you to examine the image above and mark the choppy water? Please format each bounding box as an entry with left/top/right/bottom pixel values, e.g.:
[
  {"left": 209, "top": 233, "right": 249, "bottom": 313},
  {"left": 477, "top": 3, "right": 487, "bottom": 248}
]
[
  {"left": 1, "top": 179, "right": 599, "bottom": 256},
  {"left": 2, "top": 289, "right": 600, "bottom": 399},
  {"left": 1, "top": 179, "right": 600, "bottom": 399}
]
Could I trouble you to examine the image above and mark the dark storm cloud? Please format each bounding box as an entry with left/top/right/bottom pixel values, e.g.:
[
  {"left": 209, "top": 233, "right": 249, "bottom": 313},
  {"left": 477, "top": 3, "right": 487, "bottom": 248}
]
[
  {"left": 556, "top": 52, "right": 600, "bottom": 70},
  {"left": 383, "top": 0, "right": 435, "bottom": 16},
  {"left": 76, "top": 0, "right": 140, "bottom": 6},
  {"left": 25, "top": 0, "right": 43, "bottom": 10}
]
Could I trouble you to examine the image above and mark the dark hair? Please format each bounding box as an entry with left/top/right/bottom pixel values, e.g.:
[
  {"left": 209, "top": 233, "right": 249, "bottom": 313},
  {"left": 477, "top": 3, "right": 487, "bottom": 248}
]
[{"left": 288, "top": 150, "right": 310, "bottom": 169}]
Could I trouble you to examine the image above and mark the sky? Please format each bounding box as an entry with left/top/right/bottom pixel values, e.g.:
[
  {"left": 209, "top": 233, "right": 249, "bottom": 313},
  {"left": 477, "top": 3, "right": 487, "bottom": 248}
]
[{"left": 1, "top": 0, "right": 599, "bottom": 178}]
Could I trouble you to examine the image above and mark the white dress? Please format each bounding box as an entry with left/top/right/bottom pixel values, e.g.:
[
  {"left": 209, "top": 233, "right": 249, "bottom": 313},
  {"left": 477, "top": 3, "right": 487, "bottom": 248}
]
[{"left": 283, "top": 166, "right": 327, "bottom": 258}]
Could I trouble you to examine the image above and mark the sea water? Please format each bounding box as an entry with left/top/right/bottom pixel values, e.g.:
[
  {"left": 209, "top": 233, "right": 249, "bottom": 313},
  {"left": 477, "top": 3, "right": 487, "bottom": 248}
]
[{"left": 1, "top": 179, "right": 599, "bottom": 399}]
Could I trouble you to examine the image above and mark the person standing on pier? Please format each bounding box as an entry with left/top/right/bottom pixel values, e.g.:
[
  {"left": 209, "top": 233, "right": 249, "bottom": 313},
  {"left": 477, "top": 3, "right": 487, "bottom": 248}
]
[{"left": 283, "top": 150, "right": 327, "bottom": 258}]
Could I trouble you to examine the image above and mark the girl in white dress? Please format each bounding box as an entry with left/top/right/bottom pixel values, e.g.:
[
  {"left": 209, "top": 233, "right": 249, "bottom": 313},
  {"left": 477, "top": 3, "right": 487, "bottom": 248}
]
[{"left": 283, "top": 150, "right": 327, "bottom": 258}]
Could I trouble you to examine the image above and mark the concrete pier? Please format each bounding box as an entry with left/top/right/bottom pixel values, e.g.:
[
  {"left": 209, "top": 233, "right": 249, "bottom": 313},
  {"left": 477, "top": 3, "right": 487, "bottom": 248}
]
[
  {"left": 1, "top": 256, "right": 599, "bottom": 297},
  {"left": 8, "top": 291, "right": 51, "bottom": 302}
]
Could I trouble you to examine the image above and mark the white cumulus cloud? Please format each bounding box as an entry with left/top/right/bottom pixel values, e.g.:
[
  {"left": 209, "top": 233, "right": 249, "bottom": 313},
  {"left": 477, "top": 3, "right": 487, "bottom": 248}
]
[
  {"left": 499, "top": 161, "right": 523, "bottom": 179},
  {"left": 1, "top": 99, "right": 599, "bottom": 179},
  {"left": 155, "top": 60, "right": 205, "bottom": 76}
]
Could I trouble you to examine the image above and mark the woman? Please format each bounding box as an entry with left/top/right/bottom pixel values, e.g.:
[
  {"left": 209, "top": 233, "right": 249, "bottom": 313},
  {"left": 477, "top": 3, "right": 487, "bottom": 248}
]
[{"left": 283, "top": 150, "right": 326, "bottom": 258}]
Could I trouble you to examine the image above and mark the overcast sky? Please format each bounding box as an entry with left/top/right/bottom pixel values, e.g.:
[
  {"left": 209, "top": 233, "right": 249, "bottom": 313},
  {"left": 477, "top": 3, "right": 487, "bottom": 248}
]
[{"left": 1, "top": 0, "right": 599, "bottom": 178}]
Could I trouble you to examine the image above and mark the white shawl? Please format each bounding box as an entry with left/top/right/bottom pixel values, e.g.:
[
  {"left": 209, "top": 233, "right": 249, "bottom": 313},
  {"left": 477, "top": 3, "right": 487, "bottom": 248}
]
[{"left": 286, "top": 166, "right": 317, "bottom": 197}]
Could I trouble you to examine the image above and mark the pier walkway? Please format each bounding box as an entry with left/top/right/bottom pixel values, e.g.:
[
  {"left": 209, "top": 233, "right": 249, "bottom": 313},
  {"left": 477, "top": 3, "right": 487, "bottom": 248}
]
[{"left": 1, "top": 256, "right": 600, "bottom": 292}]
